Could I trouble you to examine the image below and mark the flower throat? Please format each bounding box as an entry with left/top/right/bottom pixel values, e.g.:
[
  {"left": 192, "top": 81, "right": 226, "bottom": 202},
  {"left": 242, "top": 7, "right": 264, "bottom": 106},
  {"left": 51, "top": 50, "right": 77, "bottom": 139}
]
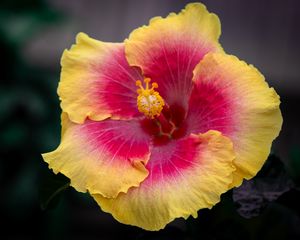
[{"left": 137, "top": 78, "right": 185, "bottom": 142}]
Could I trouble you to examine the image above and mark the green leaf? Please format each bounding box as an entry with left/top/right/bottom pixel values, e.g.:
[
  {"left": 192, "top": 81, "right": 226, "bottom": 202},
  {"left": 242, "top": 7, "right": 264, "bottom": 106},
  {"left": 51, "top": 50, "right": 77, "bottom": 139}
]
[{"left": 39, "top": 171, "right": 70, "bottom": 211}]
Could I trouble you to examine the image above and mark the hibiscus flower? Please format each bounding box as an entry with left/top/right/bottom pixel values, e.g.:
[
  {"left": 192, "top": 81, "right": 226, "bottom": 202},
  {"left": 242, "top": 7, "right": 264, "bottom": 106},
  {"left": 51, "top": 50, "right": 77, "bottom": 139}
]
[{"left": 42, "top": 3, "right": 282, "bottom": 230}]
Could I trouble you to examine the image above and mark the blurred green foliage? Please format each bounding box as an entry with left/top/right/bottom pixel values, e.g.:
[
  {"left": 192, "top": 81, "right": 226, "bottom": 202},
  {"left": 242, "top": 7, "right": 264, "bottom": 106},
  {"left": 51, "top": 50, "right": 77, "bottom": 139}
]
[
  {"left": 0, "top": 0, "right": 64, "bottom": 238},
  {"left": 1, "top": 0, "right": 300, "bottom": 239}
]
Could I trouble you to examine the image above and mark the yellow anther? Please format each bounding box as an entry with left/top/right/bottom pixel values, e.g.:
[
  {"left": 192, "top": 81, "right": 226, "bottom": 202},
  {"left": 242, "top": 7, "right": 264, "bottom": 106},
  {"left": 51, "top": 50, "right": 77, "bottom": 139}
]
[
  {"left": 144, "top": 78, "right": 151, "bottom": 83},
  {"left": 136, "top": 80, "right": 142, "bottom": 87},
  {"left": 152, "top": 82, "right": 158, "bottom": 89},
  {"left": 136, "top": 78, "right": 165, "bottom": 119}
]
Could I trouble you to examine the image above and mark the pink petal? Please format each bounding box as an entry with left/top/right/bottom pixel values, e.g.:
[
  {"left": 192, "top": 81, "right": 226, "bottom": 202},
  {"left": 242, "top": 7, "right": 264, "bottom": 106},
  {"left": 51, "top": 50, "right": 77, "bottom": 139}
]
[
  {"left": 42, "top": 113, "right": 151, "bottom": 198},
  {"left": 187, "top": 53, "right": 282, "bottom": 187},
  {"left": 93, "top": 130, "right": 235, "bottom": 230},
  {"left": 59, "top": 33, "right": 142, "bottom": 124},
  {"left": 125, "top": 3, "right": 223, "bottom": 110}
]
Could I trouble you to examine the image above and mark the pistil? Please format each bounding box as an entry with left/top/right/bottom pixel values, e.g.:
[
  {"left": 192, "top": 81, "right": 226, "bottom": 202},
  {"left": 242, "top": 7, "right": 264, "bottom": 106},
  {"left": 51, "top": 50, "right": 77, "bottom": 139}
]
[{"left": 154, "top": 112, "right": 178, "bottom": 139}]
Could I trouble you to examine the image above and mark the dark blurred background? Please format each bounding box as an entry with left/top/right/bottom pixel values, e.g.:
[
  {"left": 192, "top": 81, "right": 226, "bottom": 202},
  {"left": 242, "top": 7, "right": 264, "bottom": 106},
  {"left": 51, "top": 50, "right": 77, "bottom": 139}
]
[{"left": 1, "top": 0, "right": 300, "bottom": 239}]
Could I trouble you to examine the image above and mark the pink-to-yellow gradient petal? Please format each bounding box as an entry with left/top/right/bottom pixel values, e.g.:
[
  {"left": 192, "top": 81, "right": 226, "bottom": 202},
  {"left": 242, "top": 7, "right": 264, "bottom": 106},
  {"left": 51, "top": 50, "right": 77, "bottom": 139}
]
[
  {"left": 42, "top": 113, "right": 151, "bottom": 198},
  {"left": 59, "top": 33, "right": 142, "bottom": 124},
  {"left": 188, "top": 53, "right": 283, "bottom": 187},
  {"left": 125, "top": 3, "right": 223, "bottom": 109},
  {"left": 93, "top": 130, "right": 235, "bottom": 231}
]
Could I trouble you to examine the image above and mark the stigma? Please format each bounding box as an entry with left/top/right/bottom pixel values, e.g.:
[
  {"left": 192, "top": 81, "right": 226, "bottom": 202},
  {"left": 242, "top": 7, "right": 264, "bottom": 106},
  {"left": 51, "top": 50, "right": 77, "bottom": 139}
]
[{"left": 136, "top": 78, "right": 165, "bottom": 119}]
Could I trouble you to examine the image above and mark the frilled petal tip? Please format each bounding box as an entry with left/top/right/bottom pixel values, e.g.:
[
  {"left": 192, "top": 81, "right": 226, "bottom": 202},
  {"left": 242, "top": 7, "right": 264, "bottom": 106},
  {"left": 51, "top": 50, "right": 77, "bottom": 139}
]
[
  {"left": 189, "top": 53, "right": 283, "bottom": 188},
  {"left": 124, "top": 2, "right": 223, "bottom": 109},
  {"left": 92, "top": 130, "right": 235, "bottom": 231},
  {"left": 42, "top": 113, "right": 151, "bottom": 198},
  {"left": 58, "top": 33, "right": 142, "bottom": 124}
]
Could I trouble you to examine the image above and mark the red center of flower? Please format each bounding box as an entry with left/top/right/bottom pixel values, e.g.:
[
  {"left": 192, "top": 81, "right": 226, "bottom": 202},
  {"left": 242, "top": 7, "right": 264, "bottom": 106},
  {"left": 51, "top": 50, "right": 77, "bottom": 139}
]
[
  {"left": 136, "top": 78, "right": 187, "bottom": 145},
  {"left": 141, "top": 104, "right": 187, "bottom": 145}
]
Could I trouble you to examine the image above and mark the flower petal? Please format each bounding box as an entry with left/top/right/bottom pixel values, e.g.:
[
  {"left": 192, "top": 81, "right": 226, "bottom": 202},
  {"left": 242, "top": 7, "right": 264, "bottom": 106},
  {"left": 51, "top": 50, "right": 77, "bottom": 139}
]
[
  {"left": 125, "top": 3, "right": 223, "bottom": 109},
  {"left": 93, "top": 130, "right": 235, "bottom": 230},
  {"left": 59, "top": 33, "right": 142, "bottom": 124},
  {"left": 187, "top": 53, "right": 283, "bottom": 187},
  {"left": 42, "top": 113, "right": 150, "bottom": 198}
]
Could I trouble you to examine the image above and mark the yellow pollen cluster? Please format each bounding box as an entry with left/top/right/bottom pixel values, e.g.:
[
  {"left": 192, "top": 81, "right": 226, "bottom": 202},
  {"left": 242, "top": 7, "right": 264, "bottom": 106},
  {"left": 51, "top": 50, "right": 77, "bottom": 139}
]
[{"left": 136, "top": 78, "right": 165, "bottom": 119}]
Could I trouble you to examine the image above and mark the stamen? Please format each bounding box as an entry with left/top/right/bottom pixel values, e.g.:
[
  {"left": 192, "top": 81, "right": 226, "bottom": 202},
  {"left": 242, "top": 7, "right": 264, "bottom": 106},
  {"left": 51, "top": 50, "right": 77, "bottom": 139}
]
[{"left": 136, "top": 78, "right": 165, "bottom": 119}]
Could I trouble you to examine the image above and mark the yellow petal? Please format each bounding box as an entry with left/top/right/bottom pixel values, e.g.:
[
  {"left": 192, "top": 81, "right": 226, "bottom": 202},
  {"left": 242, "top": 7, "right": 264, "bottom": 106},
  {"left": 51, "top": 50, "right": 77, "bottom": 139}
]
[
  {"left": 93, "top": 130, "right": 235, "bottom": 230},
  {"left": 42, "top": 113, "right": 150, "bottom": 198},
  {"left": 190, "top": 53, "right": 283, "bottom": 187},
  {"left": 59, "top": 33, "right": 142, "bottom": 124},
  {"left": 125, "top": 3, "right": 223, "bottom": 108}
]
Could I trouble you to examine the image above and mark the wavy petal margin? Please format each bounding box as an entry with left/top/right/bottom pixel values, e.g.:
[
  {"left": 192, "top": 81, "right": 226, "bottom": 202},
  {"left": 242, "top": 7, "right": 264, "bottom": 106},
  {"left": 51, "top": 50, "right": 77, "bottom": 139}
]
[
  {"left": 125, "top": 3, "right": 223, "bottom": 109},
  {"left": 59, "top": 33, "right": 142, "bottom": 124},
  {"left": 93, "top": 130, "right": 235, "bottom": 230},
  {"left": 188, "top": 53, "right": 283, "bottom": 187},
  {"left": 42, "top": 113, "right": 150, "bottom": 198}
]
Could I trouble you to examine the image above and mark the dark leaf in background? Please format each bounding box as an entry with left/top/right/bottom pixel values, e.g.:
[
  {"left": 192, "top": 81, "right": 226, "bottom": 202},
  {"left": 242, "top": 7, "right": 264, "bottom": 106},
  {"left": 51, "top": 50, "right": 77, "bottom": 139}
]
[
  {"left": 233, "top": 154, "right": 295, "bottom": 218},
  {"left": 39, "top": 171, "right": 70, "bottom": 210}
]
